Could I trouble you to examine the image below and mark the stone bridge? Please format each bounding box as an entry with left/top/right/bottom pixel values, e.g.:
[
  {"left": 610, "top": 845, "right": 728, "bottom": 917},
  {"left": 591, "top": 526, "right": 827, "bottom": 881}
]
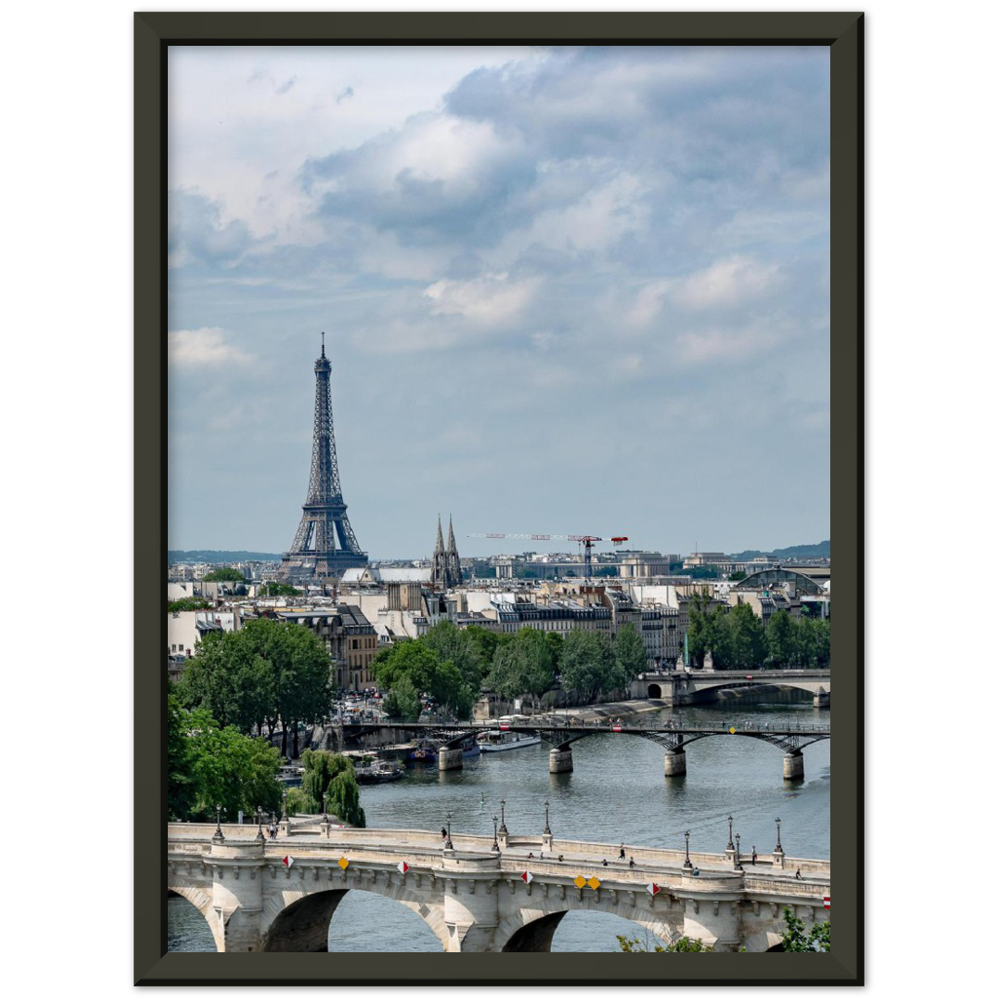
[
  {"left": 168, "top": 823, "right": 830, "bottom": 953},
  {"left": 631, "top": 668, "right": 831, "bottom": 708}
]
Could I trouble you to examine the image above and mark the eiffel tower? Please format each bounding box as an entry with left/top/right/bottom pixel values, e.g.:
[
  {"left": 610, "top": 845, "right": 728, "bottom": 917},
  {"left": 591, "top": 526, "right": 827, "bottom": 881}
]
[{"left": 278, "top": 334, "right": 368, "bottom": 582}]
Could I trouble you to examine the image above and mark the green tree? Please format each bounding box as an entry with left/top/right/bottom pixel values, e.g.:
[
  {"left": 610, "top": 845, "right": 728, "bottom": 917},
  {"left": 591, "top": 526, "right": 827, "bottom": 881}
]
[
  {"left": 421, "top": 621, "right": 485, "bottom": 690},
  {"left": 168, "top": 597, "right": 211, "bottom": 613},
  {"left": 300, "top": 750, "right": 366, "bottom": 826},
  {"left": 178, "top": 618, "right": 332, "bottom": 757},
  {"left": 373, "top": 640, "right": 475, "bottom": 719},
  {"left": 723, "top": 603, "right": 766, "bottom": 668},
  {"left": 465, "top": 625, "right": 501, "bottom": 667},
  {"left": 766, "top": 609, "right": 797, "bottom": 668},
  {"left": 687, "top": 589, "right": 725, "bottom": 667},
  {"left": 173, "top": 705, "right": 284, "bottom": 821},
  {"left": 167, "top": 690, "right": 197, "bottom": 820},
  {"left": 612, "top": 624, "right": 646, "bottom": 689},
  {"left": 487, "top": 628, "right": 555, "bottom": 710},
  {"left": 559, "top": 630, "right": 614, "bottom": 701},
  {"left": 383, "top": 675, "right": 422, "bottom": 721},
  {"left": 202, "top": 567, "right": 246, "bottom": 582},
  {"left": 780, "top": 906, "right": 831, "bottom": 952}
]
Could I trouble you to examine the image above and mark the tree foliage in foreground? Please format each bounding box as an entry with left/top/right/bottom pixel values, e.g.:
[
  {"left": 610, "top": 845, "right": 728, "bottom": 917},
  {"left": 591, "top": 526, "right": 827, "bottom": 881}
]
[
  {"left": 780, "top": 906, "right": 831, "bottom": 952},
  {"left": 372, "top": 638, "right": 475, "bottom": 720},
  {"left": 617, "top": 934, "right": 714, "bottom": 952},
  {"left": 167, "top": 691, "right": 283, "bottom": 822}
]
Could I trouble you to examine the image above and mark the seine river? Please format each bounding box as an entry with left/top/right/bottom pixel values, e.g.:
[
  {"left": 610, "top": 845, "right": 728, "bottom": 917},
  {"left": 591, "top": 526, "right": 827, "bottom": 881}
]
[{"left": 168, "top": 702, "right": 830, "bottom": 953}]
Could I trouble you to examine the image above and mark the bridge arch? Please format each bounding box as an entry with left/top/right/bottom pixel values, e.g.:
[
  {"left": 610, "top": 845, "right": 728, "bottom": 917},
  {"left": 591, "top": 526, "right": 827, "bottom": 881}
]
[
  {"left": 260, "top": 884, "right": 450, "bottom": 953},
  {"left": 167, "top": 884, "right": 222, "bottom": 952},
  {"left": 647, "top": 683, "right": 662, "bottom": 698},
  {"left": 497, "top": 901, "right": 678, "bottom": 953}
]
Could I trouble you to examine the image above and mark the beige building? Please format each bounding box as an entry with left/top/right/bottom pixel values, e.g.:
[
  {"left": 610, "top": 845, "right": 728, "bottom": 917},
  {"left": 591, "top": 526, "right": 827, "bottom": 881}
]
[{"left": 278, "top": 606, "right": 378, "bottom": 691}]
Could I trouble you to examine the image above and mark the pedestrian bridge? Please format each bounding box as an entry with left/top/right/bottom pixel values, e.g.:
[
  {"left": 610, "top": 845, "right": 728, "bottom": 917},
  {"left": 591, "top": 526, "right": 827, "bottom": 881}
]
[{"left": 168, "top": 823, "right": 830, "bottom": 953}]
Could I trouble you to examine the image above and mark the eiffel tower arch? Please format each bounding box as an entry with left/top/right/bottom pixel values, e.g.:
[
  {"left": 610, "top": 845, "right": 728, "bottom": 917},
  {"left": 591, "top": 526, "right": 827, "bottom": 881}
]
[{"left": 278, "top": 335, "right": 368, "bottom": 583}]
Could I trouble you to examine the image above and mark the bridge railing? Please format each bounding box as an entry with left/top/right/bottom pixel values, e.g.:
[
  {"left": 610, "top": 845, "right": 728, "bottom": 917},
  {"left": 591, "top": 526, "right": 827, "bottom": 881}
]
[{"left": 166, "top": 825, "right": 830, "bottom": 879}]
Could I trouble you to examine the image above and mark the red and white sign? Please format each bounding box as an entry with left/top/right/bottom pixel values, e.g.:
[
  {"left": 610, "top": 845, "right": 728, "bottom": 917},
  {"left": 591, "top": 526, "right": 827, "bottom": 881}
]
[
  {"left": 612, "top": 724, "right": 622, "bottom": 732},
  {"left": 823, "top": 894, "right": 830, "bottom": 910},
  {"left": 646, "top": 882, "right": 660, "bottom": 896},
  {"left": 282, "top": 856, "right": 294, "bottom": 868},
  {"left": 500, "top": 723, "right": 510, "bottom": 731},
  {"left": 397, "top": 861, "right": 410, "bottom": 875},
  {"left": 521, "top": 871, "right": 533, "bottom": 884}
]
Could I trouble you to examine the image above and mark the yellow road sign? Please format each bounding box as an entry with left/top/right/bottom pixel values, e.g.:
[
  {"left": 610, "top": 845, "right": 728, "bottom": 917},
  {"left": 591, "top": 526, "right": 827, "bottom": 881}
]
[
  {"left": 338, "top": 856, "right": 350, "bottom": 870},
  {"left": 587, "top": 876, "right": 601, "bottom": 890},
  {"left": 729, "top": 726, "right": 736, "bottom": 734},
  {"left": 574, "top": 875, "right": 586, "bottom": 889}
]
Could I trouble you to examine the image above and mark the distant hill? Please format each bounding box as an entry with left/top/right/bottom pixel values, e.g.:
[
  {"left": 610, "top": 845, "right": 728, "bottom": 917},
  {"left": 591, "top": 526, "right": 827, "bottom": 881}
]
[
  {"left": 169, "top": 550, "right": 283, "bottom": 563},
  {"left": 729, "top": 541, "right": 830, "bottom": 561}
]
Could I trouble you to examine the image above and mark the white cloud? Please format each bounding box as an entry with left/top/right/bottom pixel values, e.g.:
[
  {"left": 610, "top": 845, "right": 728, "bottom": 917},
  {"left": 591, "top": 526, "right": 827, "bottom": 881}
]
[
  {"left": 672, "top": 256, "right": 782, "bottom": 310},
  {"left": 168, "top": 328, "right": 252, "bottom": 367},
  {"left": 424, "top": 272, "right": 539, "bottom": 326}
]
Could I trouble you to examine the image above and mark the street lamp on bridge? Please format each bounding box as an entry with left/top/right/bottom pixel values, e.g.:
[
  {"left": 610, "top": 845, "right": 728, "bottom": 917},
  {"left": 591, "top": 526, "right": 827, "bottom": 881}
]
[
  {"left": 775, "top": 817, "right": 783, "bottom": 853},
  {"left": 683, "top": 830, "right": 692, "bottom": 869},
  {"left": 492, "top": 815, "right": 499, "bottom": 853},
  {"left": 727, "top": 814, "right": 735, "bottom": 851},
  {"left": 734, "top": 833, "right": 743, "bottom": 871},
  {"left": 445, "top": 811, "right": 453, "bottom": 850},
  {"left": 543, "top": 799, "right": 551, "bottom": 836},
  {"left": 213, "top": 803, "right": 224, "bottom": 842},
  {"left": 256, "top": 806, "right": 265, "bottom": 843},
  {"left": 499, "top": 798, "right": 508, "bottom": 835},
  {"left": 281, "top": 789, "right": 288, "bottom": 823}
]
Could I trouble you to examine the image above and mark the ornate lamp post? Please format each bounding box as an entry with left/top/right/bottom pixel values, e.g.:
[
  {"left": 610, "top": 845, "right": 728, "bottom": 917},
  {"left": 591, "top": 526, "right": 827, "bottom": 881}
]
[
  {"left": 734, "top": 833, "right": 743, "bottom": 871},
  {"left": 683, "top": 830, "right": 692, "bottom": 869},
  {"left": 499, "top": 798, "right": 508, "bottom": 834},
  {"left": 281, "top": 789, "right": 288, "bottom": 822},
  {"left": 543, "top": 799, "right": 551, "bottom": 836},
  {"left": 256, "top": 806, "right": 265, "bottom": 842},
  {"left": 726, "top": 814, "right": 735, "bottom": 851},
  {"left": 492, "top": 815, "right": 500, "bottom": 853},
  {"left": 775, "top": 817, "right": 783, "bottom": 852},
  {"left": 212, "top": 803, "right": 224, "bottom": 842},
  {"left": 445, "top": 811, "right": 453, "bottom": 850},
  {"left": 322, "top": 791, "right": 329, "bottom": 825}
]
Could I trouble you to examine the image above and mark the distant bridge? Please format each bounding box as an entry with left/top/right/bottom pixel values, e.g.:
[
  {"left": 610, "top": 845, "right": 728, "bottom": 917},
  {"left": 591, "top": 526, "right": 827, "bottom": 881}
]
[
  {"left": 168, "top": 823, "right": 830, "bottom": 953},
  {"left": 336, "top": 719, "right": 830, "bottom": 779},
  {"left": 630, "top": 668, "right": 831, "bottom": 708}
]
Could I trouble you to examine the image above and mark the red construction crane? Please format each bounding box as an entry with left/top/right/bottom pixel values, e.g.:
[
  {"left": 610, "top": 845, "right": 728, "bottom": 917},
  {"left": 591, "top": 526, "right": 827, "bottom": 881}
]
[{"left": 467, "top": 531, "right": 629, "bottom": 577}]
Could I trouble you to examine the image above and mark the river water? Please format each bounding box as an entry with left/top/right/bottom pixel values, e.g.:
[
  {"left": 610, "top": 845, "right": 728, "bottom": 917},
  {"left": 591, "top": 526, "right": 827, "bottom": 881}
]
[{"left": 168, "top": 702, "right": 830, "bottom": 952}]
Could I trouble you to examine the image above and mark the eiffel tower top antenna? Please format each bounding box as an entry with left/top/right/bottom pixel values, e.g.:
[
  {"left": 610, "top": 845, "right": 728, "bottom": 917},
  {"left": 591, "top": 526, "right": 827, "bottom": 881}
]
[{"left": 321, "top": 331, "right": 325, "bottom": 357}]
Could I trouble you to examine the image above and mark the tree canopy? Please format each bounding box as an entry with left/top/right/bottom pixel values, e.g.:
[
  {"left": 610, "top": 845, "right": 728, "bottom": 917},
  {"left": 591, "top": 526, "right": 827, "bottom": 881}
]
[
  {"left": 168, "top": 597, "right": 211, "bottom": 613},
  {"left": 372, "top": 639, "right": 475, "bottom": 720},
  {"left": 202, "top": 567, "right": 246, "bottom": 582},
  {"left": 177, "top": 617, "right": 333, "bottom": 756},
  {"left": 487, "top": 627, "right": 555, "bottom": 708},
  {"left": 559, "top": 630, "right": 615, "bottom": 701},
  {"left": 300, "top": 750, "right": 366, "bottom": 827},
  {"left": 167, "top": 692, "right": 283, "bottom": 822}
]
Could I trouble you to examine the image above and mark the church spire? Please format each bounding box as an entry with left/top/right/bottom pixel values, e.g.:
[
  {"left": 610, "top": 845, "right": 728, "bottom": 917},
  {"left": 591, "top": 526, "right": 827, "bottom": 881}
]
[
  {"left": 434, "top": 514, "right": 445, "bottom": 556},
  {"left": 447, "top": 514, "right": 457, "bottom": 554}
]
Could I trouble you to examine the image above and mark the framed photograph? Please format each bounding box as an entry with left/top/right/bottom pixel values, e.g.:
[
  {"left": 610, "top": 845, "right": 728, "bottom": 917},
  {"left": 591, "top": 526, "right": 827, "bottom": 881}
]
[{"left": 138, "top": 11, "right": 862, "bottom": 986}]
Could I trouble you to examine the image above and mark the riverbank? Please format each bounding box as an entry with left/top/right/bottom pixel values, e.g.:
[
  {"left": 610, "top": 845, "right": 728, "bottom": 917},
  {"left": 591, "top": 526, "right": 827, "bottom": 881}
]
[{"left": 543, "top": 698, "right": 667, "bottom": 723}]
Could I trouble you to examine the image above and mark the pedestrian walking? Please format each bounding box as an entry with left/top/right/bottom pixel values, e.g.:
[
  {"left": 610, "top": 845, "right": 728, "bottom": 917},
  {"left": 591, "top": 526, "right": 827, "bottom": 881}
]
[
  {"left": 628, "top": 856, "right": 636, "bottom": 868},
  {"left": 619, "top": 844, "right": 626, "bottom": 860},
  {"left": 795, "top": 868, "right": 802, "bottom": 880},
  {"left": 441, "top": 826, "right": 447, "bottom": 840},
  {"left": 557, "top": 854, "right": 564, "bottom": 862},
  {"left": 602, "top": 858, "right": 609, "bottom": 867},
  {"left": 751, "top": 847, "right": 757, "bottom": 866}
]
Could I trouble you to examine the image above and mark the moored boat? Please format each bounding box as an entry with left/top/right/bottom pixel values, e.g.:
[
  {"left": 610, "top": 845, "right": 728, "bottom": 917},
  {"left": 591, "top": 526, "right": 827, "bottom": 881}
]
[{"left": 477, "top": 729, "right": 543, "bottom": 753}]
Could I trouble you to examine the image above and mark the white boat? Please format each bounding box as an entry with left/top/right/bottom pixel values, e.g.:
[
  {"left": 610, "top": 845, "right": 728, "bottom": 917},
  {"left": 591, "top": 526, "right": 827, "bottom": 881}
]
[{"left": 478, "top": 729, "right": 542, "bottom": 753}]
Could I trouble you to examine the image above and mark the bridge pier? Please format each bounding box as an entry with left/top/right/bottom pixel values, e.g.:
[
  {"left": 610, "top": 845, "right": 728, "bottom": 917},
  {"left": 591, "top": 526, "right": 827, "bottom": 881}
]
[
  {"left": 549, "top": 748, "right": 573, "bottom": 773},
  {"left": 663, "top": 749, "right": 687, "bottom": 777},
  {"left": 438, "top": 747, "right": 465, "bottom": 771},
  {"left": 783, "top": 751, "right": 805, "bottom": 781},
  {"left": 813, "top": 689, "right": 830, "bottom": 709},
  {"left": 210, "top": 842, "right": 265, "bottom": 951}
]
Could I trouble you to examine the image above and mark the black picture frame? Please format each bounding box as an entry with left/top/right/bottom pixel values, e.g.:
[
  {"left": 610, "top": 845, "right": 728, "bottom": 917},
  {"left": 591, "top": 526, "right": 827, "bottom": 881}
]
[{"left": 137, "top": 10, "right": 862, "bottom": 986}]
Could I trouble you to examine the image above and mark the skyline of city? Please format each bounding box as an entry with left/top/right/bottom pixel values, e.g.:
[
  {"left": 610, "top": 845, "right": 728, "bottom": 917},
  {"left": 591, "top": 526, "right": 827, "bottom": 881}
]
[{"left": 168, "top": 45, "right": 831, "bottom": 559}]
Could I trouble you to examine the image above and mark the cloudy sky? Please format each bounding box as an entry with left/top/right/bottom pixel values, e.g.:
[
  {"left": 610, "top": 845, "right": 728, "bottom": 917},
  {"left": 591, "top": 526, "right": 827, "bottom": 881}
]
[{"left": 167, "top": 45, "right": 830, "bottom": 560}]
